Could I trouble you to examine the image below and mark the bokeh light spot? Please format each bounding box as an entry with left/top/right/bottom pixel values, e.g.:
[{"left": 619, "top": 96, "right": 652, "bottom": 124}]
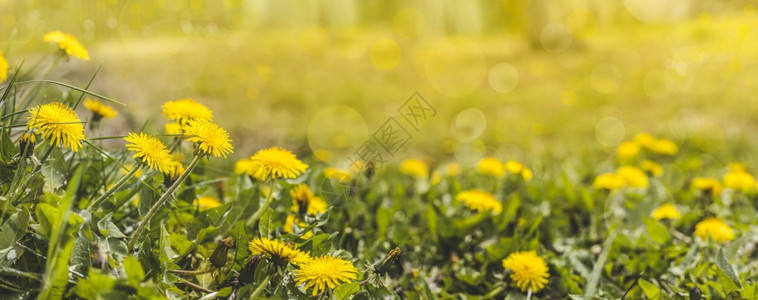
[
  {"left": 540, "top": 23, "right": 572, "bottom": 53},
  {"left": 595, "top": 117, "right": 625, "bottom": 147},
  {"left": 451, "top": 108, "right": 487, "bottom": 143},
  {"left": 488, "top": 63, "right": 519, "bottom": 93},
  {"left": 421, "top": 36, "right": 486, "bottom": 97},
  {"left": 308, "top": 106, "right": 368, "bottom": 165},
  {"left": 370, "top": 38, "right": 402, "bottom": 70}
]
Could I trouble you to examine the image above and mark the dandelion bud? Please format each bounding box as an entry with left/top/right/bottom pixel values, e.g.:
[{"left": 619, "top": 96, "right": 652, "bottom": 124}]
[
  {"left": 239, "top": 255, "right": 263, "bottom": 285},
  {"left": 373, "top": 247, "right": 401, "bottom": 275},
  {"left": 19, "top": 133, "right": 36, "bottom": 158},
  {"left": 209, "top": 236, "right": 234, "bottom": 268}
]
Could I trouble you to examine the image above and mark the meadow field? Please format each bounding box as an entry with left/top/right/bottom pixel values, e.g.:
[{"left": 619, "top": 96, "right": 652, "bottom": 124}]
[{"left": 1, "top": 0, "right": 758, "bottom": 299}]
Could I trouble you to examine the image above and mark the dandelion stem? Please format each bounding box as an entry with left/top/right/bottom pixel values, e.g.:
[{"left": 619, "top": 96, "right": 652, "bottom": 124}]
[
  {"left": 249, "top": 274, "right": 271, "bottom": 299},
  {"left": 526, "top": 289, "right": 532, "bottom": 300},
  {"left": 127, "top": 155, "right": 201, "bottom": 250},
  {"left": 86, "top": 165, "right": 140, "bottom": 212},
  {"left": 247, "top": 180, "right": 276, "bottom": 227}
]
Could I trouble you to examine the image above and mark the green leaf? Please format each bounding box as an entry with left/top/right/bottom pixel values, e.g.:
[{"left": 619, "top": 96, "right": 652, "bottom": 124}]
[
  {"left": 123, "top": 255, "right": 145, "bottom": 286},
  {"left": 35, "top": 203, "right": 59, "bottom": 238},
  {"left": 258, "top": 207, "right": 273, "bottom": 237},
  {"left": 40, "top": 149, "right": 65, "bottom": 194},
  {"left": 644, "top": 217, "right": 670, "bottom": 244},
  {"left": 716, "top": 248, "right": 743, "bottom": 289},
  {"left": 0, "top": 129, "right": 18, "bottom": 163},
  {"left": 334, "top": 282, "right": 360, "bottom": 300},
  {"left": 97, "top": 212, "right": 127, "bottom": 238},
  {"left": 73, "top": 269, "right": 117, "bottom": 299},
  {"left": 637, "top": 279, "right": 661, "bottom": 300},
  {"left": 0, "top": 207, "right": 30, "bottom": 253},
  {"left": 583, "top": 231, "right": 616, "bottom": 299},
  {"left": 37, "top": 241, "right": 74, "bottom": 300},
  {"left": 377, "top": 206, "right": 392, "bottom": 238}
]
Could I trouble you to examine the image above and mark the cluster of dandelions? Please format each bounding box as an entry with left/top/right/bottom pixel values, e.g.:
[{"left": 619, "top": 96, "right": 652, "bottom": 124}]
[{"left": 591, "top": 133, "right": 740, "bottom": 244}]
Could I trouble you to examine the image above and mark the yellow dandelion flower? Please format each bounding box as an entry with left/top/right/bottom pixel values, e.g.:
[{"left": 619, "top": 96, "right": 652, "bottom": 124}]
[
  {"left": 641, "top": 160, "right": 663, "bottom": 177},
  {"left": 193, "top": 195, "right": 222, "bottom": 211},
  {"left": 83, "top": 99, "right": 117, "bottom": 120},
  {"left": 323, "top": 167, "right": 353, "bottom": 182},
  {"left": 161, "top": 99, "right": 214, "bottom": 123},
  {"left": 400, "top": 159, "right": 429, "bottom": 178},
  {"left": 248, "top": 237, "right": 312, "bottom": 265},
  {"left": 163, "top": 160, "right": 185, "bottom": 180},
  {"left": 616, "top": 141, "right": 640, "bottom": 161},
  {"left": 290, "top": 184, "right": 328, "bottom": 216},
  {"left": 239, "top": 147, "right": 308, "bottom": 181},
  {"left": 183, "top": 119, "right": 233, "bottom": 158},
  {"left": 692, "top": 177, "right": 722, "bottom": 195},
  {"left": 20, "top": 132, "right": 36, "bottom": 144},
  {"left": 27, "top": 102, "right": 85, "bottom": 152},
  {"left": 728, "top": 163, "right": 746, "bottom": 173},
  {"left": 477, "top": 157, "right": 505, "bottom": 177},
  {"left": 165, "top": 122, "right": 183, "bottom": 135},
  {"left": 124, "top": 132, "right": 173, "bottom": 172},
  {"left": 650, "top": 203, "right": 681, "bottom": 220},
  {"left": 593, "top": 173, "right": 624, "bottom": 191},
  {"left": 43, "top": 31, "right": 89, "bottom": 60},
  {"left": 505, "top": 160, "right": 533, "bottom": 181},
  {"left": 694, "top": 217, "right": 735, "bottom": 243},
  {"left": 284, "top": 214, "right": 314, "bottom": 239},
  {"left": 295, "top": 255, "right": 358, "bottom": 296},
  {"left": 444, "top": 162, "right": 461, "bottom": 176},
  {"left": 502, "top": 250, "right": 549, "bottom": 292},
  {"left": 456, "top": 189, "right": 503, "bottom": 214},
  {"left": 617, "top": 166, "right": 649, "bottom": 188},
  {"left": 649, "top": 139, "right": 678, "bottom": 155},
  {"left": 633, "top": 133, "right": 656, "bottom": 148},
  {"left": 723, "top": 170, "right": 755, "bottom": 192},
  {"left": 0, "top": 51, "right": 7, "bottom": 82}
]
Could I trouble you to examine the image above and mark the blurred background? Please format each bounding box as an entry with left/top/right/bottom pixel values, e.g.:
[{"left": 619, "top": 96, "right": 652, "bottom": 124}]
[{"left": 2, "top": 0, "right": 758, "bottom": 169}]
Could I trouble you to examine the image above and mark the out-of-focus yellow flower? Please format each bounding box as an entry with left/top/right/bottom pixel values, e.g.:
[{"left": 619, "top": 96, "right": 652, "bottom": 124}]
[
  {"left": 83, "top": 99, "right": 117, "bottom": 120},
  {"left": 399, "top": 159, "right": 429, "bottom": 178},
  {"left": 290, "top": 184, "right": 328, "bottom": 216},
  {"left": 444, "top": 162, "right": 461, "bottom": 176},
  {"left": 694, "top": 217, "right": 735, "bottom": 243},
  {"left": 505, "top": 160, "right": 533, "bottom": 181},
  {"left": 456, "top": 189, "right": 502, "bottom": 214},
  {"left": 430, "top": 171, "right": 441, "bottom": 185},
  {"left": 121, "top": 164, "right": 143, "bottom": 178},
  {"left": 183, "top": 119, "right": 233, "bottom": 158},
  {"left": 649, "top": 139, "right": 678, "bottom": 155},
  {"left": 161, "top": 99, "right": 214, "bottom": 124},
  {"left": 283, "top": 214, "right": 314, "bottom": 239},
  {"left": 634, "top": 133, "right": 656, "bottom": 148},
  {"left": 295, "top": 255, "right": 358, "bottom": 296},
  {"left": 27, "top": 102, "right": 85, "bottom": 152},
  {"left": 502, "top": 250, "right": 549, "bottom": 292},
  {"left": 650, "top": 203, "right": 681, "bottom": 220},
  {"left": 593, "top": 173, "right": 624, "bottom": 191},
  {"left": 728, "top": 163, "right": 746, "bottom": 173},
  {"left": 692, "top": 177, "right": 722, "bottom": 196},
  {"left": 193, "top": 195, "right": 222, "bottom": 211},
  {"left": 723, "top": 170, "right": 756, "bottom": 192},
  {"left": 477, "top": 157, "right": 505, "bottom": 177},
  {"left": 163, "top": 160, "right": 185, "bottom": 181},
  {"left": 237, "top": 147, "right": 308, "bottom": 181},
  {"left": 44, "top": 31, "right": 89, "bottom": 60},
  {"left": 165, "top": 122, "right": 183, "bottom": 135},
  {"left": 641, "top": 160, "right": 663, "bottom": 177},
  {"left": 616, "top": 141, "right": 640, "bottom": 161},
  {"left": 323, "top": 167, "right": 353, "bottom": 182},
  {"left": 0, "top": 51, "right": 8, "bottom": 82},
  {"left": 617, "top": 166, "right": 649, "bottom": 188}
]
